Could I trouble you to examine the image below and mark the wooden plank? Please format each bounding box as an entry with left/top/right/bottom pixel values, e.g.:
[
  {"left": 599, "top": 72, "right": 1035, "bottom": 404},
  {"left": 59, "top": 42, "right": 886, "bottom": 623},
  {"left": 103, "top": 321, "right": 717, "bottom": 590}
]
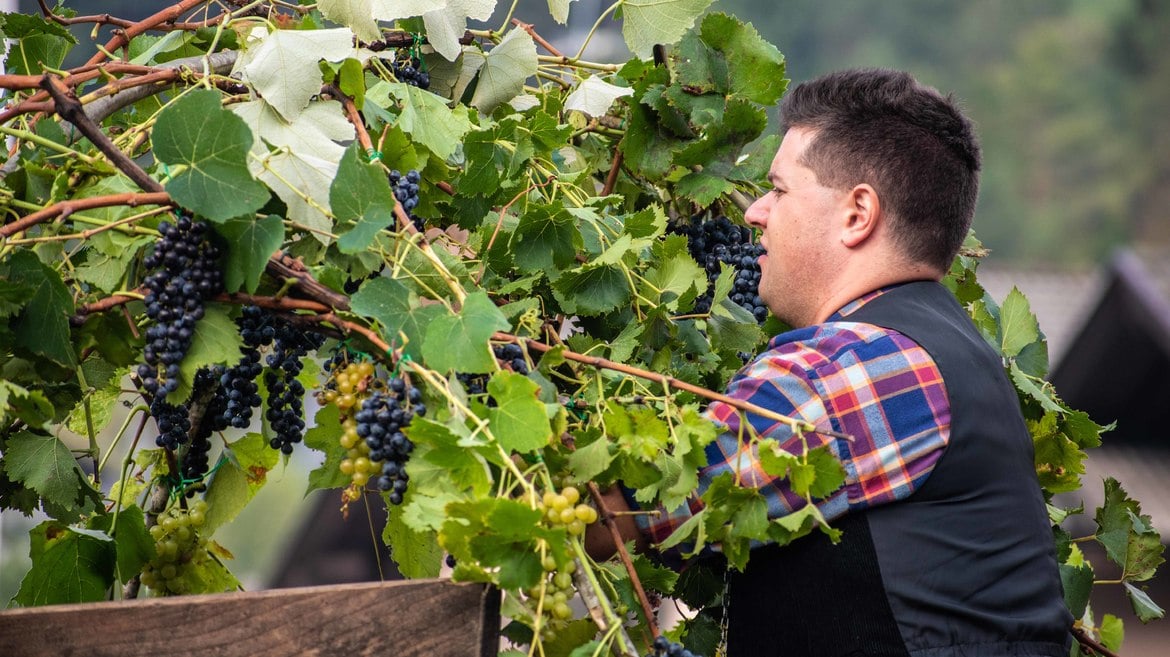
[{"left": 0, "top": 579, "right": 499, "bottom": 657}]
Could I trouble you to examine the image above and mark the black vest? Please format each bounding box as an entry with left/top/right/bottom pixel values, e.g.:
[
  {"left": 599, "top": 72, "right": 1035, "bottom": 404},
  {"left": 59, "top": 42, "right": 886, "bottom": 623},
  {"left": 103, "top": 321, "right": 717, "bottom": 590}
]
[{"left": 727, "top": 282, "right": 1072, "bottom": 657}]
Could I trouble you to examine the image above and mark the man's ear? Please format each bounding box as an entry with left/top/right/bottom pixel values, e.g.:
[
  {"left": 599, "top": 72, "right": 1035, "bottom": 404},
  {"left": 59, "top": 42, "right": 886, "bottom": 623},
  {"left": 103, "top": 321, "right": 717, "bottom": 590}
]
[{"left": 841, "top": 183, "right": 880, "bottom": 248}]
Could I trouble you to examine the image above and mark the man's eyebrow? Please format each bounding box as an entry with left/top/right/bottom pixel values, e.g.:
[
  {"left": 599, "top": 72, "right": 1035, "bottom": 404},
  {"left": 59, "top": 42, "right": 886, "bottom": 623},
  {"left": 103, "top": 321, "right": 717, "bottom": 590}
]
[{"left": 768, "top": 172, "right": 785, "bottom": 187}]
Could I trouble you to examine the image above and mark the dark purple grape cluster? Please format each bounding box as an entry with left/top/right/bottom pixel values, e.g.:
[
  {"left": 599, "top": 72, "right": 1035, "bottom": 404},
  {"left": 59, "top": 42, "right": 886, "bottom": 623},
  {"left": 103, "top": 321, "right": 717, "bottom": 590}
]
[
  {"left": 152, "top": 399, "right": 191, "bottom": 450},
  {"left": 354, "top": 378, "right": 424, "bottom": 504},
  {"left": 674, "top": 214, "right": 767, "bottom": 323},
  {"left": 217, "top": 305, "right": 270, "bottom": 430},
  {"left": 138, "top": 215, "right": 223, "bottom": 399},
  {"left": 645, "top": 636, "right": 702, "bottom": 657},
  {"left": 263, "top": 318, "right": 325, "bottom": 454},
  {"left": 392, "top": 55, "right": 429, "bottom": 89},
  {"left": 455, "top": 344, "right": 530, "bottom": 398},
  {"left": 388, "top": 169, "right": 423, "bottom": 231},
  {"left": 181, "top": 366, "right": 225, "bottom": 485}
]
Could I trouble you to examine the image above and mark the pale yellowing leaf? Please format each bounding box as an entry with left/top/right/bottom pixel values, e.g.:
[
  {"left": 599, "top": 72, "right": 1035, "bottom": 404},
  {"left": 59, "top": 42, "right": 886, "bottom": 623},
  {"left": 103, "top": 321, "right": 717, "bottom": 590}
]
[
  {"left": 231, "top": 99, "right": 351, "bottom": 163},
  {"left": 240, "top": 28, "right": 357, "bottom": 121},
  {"left": 255, "top": 150, "right": 338, "bottom": 244},
  {"left": 564, "top": 75, "right": 633, "bottom": 117},
  {"left": 548, "top": 0, "right": 577, "bottom": 24},
  {"left": 423, "top": 0, "right": 498, "bottom": 61},
  {"left": 318, "top": 0, "right": 380, "bottom": 43}
]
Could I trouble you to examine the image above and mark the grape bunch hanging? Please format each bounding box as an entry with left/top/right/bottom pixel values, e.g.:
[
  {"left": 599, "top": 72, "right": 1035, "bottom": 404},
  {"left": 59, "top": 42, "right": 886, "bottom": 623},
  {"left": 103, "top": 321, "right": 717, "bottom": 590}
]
[{"left": 674, "top": 213, "right": 767, "bottom": 323}]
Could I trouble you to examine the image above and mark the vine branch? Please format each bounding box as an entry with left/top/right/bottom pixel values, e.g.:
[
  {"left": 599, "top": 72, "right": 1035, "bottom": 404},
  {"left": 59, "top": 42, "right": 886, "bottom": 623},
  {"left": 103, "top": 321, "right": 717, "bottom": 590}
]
[
  {"left": 40, "top": 74, "right": 165, "bottom": 194},
  {"left": 494, "top": 332, "right": 853, "bottom": 442},
  {"left": 1, "top": 192, "right": 172, "bottom": 238},
  {"left": 1072, "top": 626, "right": 1120, "bottom": 657}
]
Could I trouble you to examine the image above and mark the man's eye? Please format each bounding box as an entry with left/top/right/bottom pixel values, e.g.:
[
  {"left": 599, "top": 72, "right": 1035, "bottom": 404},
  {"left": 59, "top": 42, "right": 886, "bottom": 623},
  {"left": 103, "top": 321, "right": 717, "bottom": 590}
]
[{"left": 771, "top": 187, "right": 786, "bottom": 196}]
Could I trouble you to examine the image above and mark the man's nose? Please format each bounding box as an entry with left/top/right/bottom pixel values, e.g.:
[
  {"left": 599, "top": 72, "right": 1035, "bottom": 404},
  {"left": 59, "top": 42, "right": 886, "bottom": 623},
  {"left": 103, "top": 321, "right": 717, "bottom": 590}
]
[{"left": 744, "top": 195, "right": 768, "bottom": 228}]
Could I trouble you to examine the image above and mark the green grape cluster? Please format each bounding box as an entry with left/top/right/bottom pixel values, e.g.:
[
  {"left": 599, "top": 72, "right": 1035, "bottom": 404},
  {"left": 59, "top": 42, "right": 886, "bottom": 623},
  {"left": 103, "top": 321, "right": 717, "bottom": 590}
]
[
  {"left": 522, "top": 486, "right": 601, "bottom": 640},
  {"left": 140, "top": 500, "right": 210, "bottom": 595}
]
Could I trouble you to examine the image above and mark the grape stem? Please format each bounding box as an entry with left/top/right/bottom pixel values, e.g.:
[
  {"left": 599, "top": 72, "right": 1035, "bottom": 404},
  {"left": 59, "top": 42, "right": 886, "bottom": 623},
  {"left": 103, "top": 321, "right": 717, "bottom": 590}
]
[
  {"left": 586, "top": 480, "right": 659, "bottom": 637},
  {"left": 494, "top": 331, "right": 854, "bottom": 442},
  {"left": 1071, "top": 626, "right": 1120, "bottom": 657}
]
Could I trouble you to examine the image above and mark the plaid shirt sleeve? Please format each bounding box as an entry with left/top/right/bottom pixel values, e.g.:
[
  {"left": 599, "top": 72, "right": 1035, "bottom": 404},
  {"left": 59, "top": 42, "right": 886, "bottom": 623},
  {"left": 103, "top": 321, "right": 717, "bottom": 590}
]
[{"left": 640, "top": 320, "right": 952, "bottom": 548}]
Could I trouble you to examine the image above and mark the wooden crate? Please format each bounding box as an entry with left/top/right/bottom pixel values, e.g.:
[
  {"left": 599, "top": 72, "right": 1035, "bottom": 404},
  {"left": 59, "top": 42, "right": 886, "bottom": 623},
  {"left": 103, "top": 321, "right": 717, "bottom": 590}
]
[{"left": 0, "top": 579, "right": 499, "bottom": 657}]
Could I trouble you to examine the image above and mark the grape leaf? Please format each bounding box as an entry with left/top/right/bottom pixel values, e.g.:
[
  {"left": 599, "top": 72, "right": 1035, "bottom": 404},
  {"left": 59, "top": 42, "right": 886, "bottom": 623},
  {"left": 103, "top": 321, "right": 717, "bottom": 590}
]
[
  {"left": 238, "top": 27, "right": 356, "bottom": 121},
  {"left": 382, "top": 496, "right": 443, "bottom": 578},
  {"left": 421, "top": 0, "right": 498, "bottom": 61},
  {"left": 472, "top": 27, "right": 539, "bottom": 114},
  {"left": 4, "top": 250, "right": 76, "bottom": 367},
  {"left": 1060, "top": 561, "right": 1094, "bottom": 619},
  {"left": 547, "top": 0, "right": 576, "bottom": 24},
  {"left": 408, "top": 418, "right": 492, "bottom": 496},
  {"left": 304, "top": 403, "right": 349, "bottom": 494},
  {"left": 332, "top": 145, "right": 399, "bottom": 253},
  {"left": 171, "top": 304, "right": 244, "bottom": 404},
  {"left": 13, "top": 528, "right": 115, "bottom": 605},
  {"left": 621, "top": 0, "right": 714, "bottom": 59},
  {"left": 552, "top": 263, "right": 630, "bottom": 316},
  {"left": 153, "top": 90, "right": 269, "bottom": 222},
  {"left": 698, "top": 13, "right": 787, "bottom": 105},
  {"left": 381, "top": 82, "right": 473, "bottom": 160},
  {"left": 486, "top": 372, "right": 552, "bottom": 454},
  {"left": 0, "top": 380, "right": 54, "bottom": 428},
  {"left": 1095, "top": 477, "right": 1165, "bottom": 582},
  {"left": 564, "top": 75, "right": 634, "bottom": 117},
  {"left": 1125, "top": 582, "right": 1165, "bottom": 622},
  {"left": 203, "top": 432, "right": 279, "bottom": 535},
  {"left": 219, "top": 214, "right": 285, "bottom": 293},
  {"left": 318, "top": 0, "right": 380, "bottom": 42},
  {"left": 90, "top": 506, "right": 155, "bottom": 583},
  {"left": 997, "top": 287, "right": 1041, "bottom": 358},
  {"left": 5, "top": 33, "right": 73, "bottom": 77},
  {"left": 254, "top": 149, "right": 337, "bottom": 243},
  {"left": 231, "top": 99, "right": 350, "bottom": 163},
  {"left": 421, "top": 291, "right": 511, "bottom": 373},
  {"left": 2, "top": 431, "right": 97, "bottom": 519},
  {"left": 511, "top": 202, "right": 583, "bottom": 272}
]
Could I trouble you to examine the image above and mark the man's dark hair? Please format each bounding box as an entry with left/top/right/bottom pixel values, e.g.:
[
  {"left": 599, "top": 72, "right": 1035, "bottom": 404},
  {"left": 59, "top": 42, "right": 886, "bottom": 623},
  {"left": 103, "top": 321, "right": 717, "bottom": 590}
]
[{"left": 779, "top": 68, "right": 981, "bottom": 271}]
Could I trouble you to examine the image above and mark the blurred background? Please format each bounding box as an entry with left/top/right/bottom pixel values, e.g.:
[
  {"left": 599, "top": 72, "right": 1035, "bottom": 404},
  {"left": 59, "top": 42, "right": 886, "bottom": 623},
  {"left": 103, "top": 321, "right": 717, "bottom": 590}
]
[{"left": 4, "top": 0, "right": 1169, "bottom": 653}]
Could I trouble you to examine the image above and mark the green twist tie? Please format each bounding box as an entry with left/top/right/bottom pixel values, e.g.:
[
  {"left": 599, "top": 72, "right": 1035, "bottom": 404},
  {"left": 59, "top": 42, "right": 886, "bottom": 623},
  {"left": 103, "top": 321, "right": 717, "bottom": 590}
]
[{"left": 367, "top": 148, "right": 382, "bottom": 163}]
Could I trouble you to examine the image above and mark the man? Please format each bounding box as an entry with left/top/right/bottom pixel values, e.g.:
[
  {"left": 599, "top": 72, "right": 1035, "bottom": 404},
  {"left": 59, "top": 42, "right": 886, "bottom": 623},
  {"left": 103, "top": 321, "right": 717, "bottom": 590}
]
[{"left": 596, "top": 69, "right": 1072, "bottom": 656}]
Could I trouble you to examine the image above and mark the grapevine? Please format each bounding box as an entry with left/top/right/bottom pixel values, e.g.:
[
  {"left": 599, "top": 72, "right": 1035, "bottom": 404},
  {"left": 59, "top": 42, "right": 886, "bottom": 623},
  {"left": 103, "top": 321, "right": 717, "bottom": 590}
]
[{"left": 0, "top": 2, "right": 1158, "bottom": 657}]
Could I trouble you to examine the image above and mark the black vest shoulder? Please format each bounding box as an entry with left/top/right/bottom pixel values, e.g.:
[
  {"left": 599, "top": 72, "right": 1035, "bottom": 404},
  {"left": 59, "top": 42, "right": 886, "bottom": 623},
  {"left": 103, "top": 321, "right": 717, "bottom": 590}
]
[{"left": 727, "top": 282, "right": 1071, "bottom": 657}]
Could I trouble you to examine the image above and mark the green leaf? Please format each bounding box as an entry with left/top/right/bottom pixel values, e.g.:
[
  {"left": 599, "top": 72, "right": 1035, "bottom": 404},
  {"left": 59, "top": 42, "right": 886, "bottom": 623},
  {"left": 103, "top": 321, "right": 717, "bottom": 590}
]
[
  {"left": 697, "top": 13, "right": 787, "bottom": 105},
  {"left": 408, "top": 419, "right": 492, "bottom": 496},
  {"left": 218, "top": 215, "right": 285, "bottom": 293},
  {"left": 153, "top": 90, "right": 269, "bottom": 222},
  {"left": 90, "top": 506, "right": 155, "bottom": 583},
  {"left": 552, "top": 264, "right": 630, "bottom": 315},
  {"left": 203, "top": 432, "right": 280, "bottom": 535},
  {"left": 567, "top": 433, "right": 614, "bottom": 483},
  {"left": 511, "top": 202, "right": 583, "bottom": 273},
  {"left": 485, "top": 371, "right": 552, "bottom": 454},
  {"left": 171, "top": 304, "right": 245, "bottom": 404},
  {"left": 1094, "top": 478, "right": 1164, "bottom": 582},
  {"left": 1099, "top": 614, "right": 1125, "bottom": 652},
  {"left": 13, "top": 528, "right": 115, "bottom": 605},
  {"left": 472, "top": 28, "right": 539, "bottom": 114},
  {"left": 1060, "top": 561, "right": 1094, "bottom": 619},
  {"left": 421, "top": 291, "right": 511, "bottom": 373},
  {"left": 0, "top": 380, "right": 54, "bottom": 428},
  {"left": 304, "top": 404, "right": 350, "bottom": 493},
  {"left": 381, "top": 82, "right": 474, "bottom": 160},
  {"left": 333, "top": 144, "right": 399, "bottom": 253},
  {"left": 382, "top": 497, "right": 443, "bottom": 578},
  {"left": 998, "top": 287, "right": 1040, "bottom": 358},
  {"left": 5, "top": 33, "right": 72, "bottom": 76},
  {"left": 793, "top": 445, "right": 847, "bottom": 499},
  {"left": 2, "top": 431, "right": 96, "bottom": 518},
  {"left": 621, "top": 0, "right": 715, "bottom": 59},
  {"left": 5, "top": 250, "right": 76, "bottom": 367},
  {"left": 645, "top": 241, "right": 705, "bottom": 311},
  {"left": 339, "top": 57, "right": 366, "bottom": 110},
  {"left": 1125, "top": 582, "right": 1165, "bottom": 622}
]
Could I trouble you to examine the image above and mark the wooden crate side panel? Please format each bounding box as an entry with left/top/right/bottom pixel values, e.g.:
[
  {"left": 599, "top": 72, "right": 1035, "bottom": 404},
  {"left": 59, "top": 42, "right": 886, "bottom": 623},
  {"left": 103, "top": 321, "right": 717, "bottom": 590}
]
[{"left": 0, "top": 580, "right": 498, "bottom": 657}]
